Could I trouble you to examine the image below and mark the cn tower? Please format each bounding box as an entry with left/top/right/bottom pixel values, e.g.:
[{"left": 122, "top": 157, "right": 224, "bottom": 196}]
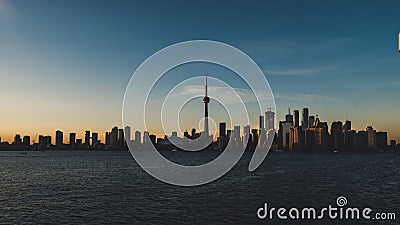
[{"left": 203, "top": 71, "right": 210, "bottom": 138}]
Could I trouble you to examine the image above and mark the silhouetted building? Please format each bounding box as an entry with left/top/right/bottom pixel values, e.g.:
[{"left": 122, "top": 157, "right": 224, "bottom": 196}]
[
  {"left": 92, "top": 132, "right": 99, "bottom": 146},
  {"left": 259, "top": 115, "right": 264, "bottom": 130},
  {"left": 124, "top": 126, "right": 131, "bottom": 142},
  {"left": 331, "top": 121, "right": 343, "bottom": 150},
  {"left": 23, "top": 136, "right": 30, "bottom": 147},
  {"left": 292, "top": 110, "right": 299, "bottom": 128},
  {"left": 376, "top": 132, "right": 387, "bottom": 151},
  {"left": 85, "top": 131, "right": 90, "bottom": 146},
  {"left": 302, "top": 108, "right": 309, "bottom": 130},
  {"left": 265, "top": 110, "right": 275, "bottom": 131},
  {"left": 56, "top": 130, "right": 63, "bottom": 148},
  {"left": 69, "top": 133, "right": 76, "bottom": 145},
  {"left": 343, "top": 120, "right": 351, "bottom": 132},
  {"left": 366, "top": 126, "right": 377, "bottom": 151}
]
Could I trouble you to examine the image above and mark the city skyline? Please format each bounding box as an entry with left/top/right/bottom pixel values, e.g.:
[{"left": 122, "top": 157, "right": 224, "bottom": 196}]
[
  {"left": 1, "top": 106, "right": 397, "bottom": 152},
  {"left": 1, "top": 1, "right": 400, "bottom": 142}
]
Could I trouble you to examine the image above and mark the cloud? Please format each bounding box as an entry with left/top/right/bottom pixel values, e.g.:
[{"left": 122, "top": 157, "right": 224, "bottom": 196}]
[
  {"left": 275, "top": 93, "right": 343, "bottom": 102},
  {"left": 264, "top": 67, "right": 326, "bottom": 76},
  {"left": 375, "top": 81, "right": 400, "bottom": 87}
]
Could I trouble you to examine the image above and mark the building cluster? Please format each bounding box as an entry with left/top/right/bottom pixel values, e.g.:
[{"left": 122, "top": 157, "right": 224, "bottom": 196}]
[
  {"left": 277, "top": 108, "right": 397, "bottom": 152},
  {"left": 0, "top": 107, "right": 399, "bottom": 152}
]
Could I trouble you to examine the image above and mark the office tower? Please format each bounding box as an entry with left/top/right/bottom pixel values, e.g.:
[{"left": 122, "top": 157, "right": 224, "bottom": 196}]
[
  {"left": 259, "top": 115, "right": 265, "bottom": 130},
  {"left": 343, "top": 130, "right": 355, "bottom": 150},
  {"left": 135, "top": 131, "right": 141, "bottom": 144},
  {"left": 366, "top": 126, "right": 377, "bottom": 150},
  {"left": 85, "top": 131, "right": 90, "bottom": 145},
  {"left": 279, "top": 121, "right": 293, "bottom": 150},
  {"left": 110, "top": 126, "right": 118, "bottom": 146},
  {"left": 23, "top": 136, "right": 30, "bottom": 146},
  {"left": 219, "top": 122, "right": 226, "bottom": 138},
  {"left": 124, "top": 126, "right": 131, "bottom": 142},
  {"left": 251, "top": 129, "right": 259, "bottom": 144},
  {"left": 343, "top": 120, "right": 351, "bottom": 132},
  {"left": 243, "top": 125, "right": 250, "bottom": 144},
  {"left": 376, "top": 132, "right": 387, "bottom": 150},
  {"left": 308, "top": 116, "right": 315, "bottom": 128},
  {"left": 14, "top": 134, "right": 22, "bottom": 145},
  {"left": 202, "top": 72, "right": 210, "bottom": 138},
  {"left": 285, "top": 108, "right": 293, "bottom": 122},
  {"left": 234, "top": 126, "right": 240, "bottom": 141},
  {"left": 92, "top": 133, "right": 99, "bottom": 146},
  {"left": 302, "top": 108, "right": 309, "bottom": 129},
  {"left": 265, "top": 110, "right": 275, "bottom": 131},
  {"left": 305, "top": 128, "right": 324, "bottom": 151},
  {"left": 56, "top": 130, "right": 63, "bottom": 147},
  {"left": 105, "top": 132, "right": 110, "bottom": 145},
  {"left": 118, "top": 129, "right": 124, "bottom": 146},
  {"left": 354, "top": 131, "right": 368, "bottom": 149},
  {"left": 330, "top": 121, "right": 343, "bottom": 150},
  {"left": 69, "top": 133, "right": 76, "bottom": 145},
  {"left": 191, "top": 128, "right": 196, "bottom": 139},
  {"left": 292, "top": 110, "right": 299, "bottom": 128},
  {"left": 143, "top": 131, "right": 149, "bottom": 148},
  {"left": 149, "top": 134, "right": 156, "bottom": 144}
]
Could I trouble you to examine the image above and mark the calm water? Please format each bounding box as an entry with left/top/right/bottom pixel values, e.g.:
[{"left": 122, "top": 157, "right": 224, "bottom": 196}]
[{"left": 0, "top": 151, "right": 399, "bottom": 224}]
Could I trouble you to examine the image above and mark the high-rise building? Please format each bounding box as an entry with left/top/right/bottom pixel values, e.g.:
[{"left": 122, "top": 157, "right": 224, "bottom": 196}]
[
  {"left": 118, "top": 129, "right": 124, "bottom": 146},
  {"left": 376, "top": 132, "right": 387, "bottom": 150},
  {"left": 366, "top": 126, "right": 376, "bottom": 150},
  {"left": 265, "top": 110, "right": 275, "bottom": 131},
  {"left": 234, "top": 125, "right": 241, "bottom": 141},
  {"left": 135, "top": 131, "right": 141, "bottom": 144},
  {"left": 343, "top": 120, "right": 351, "bottom": 132},
  {"left": 124, "top": 126, "right": 131, "bottom": 142},
  {"left": 109, "top": 127, "right": 118, "bottom": 146},
  {"left": 92, "top": 132, "right": 99, "bottom": 146},
  {"left": 308, "top": 116, "right": 315, "bottom": 128},
  {"left": 330, "top": 121, "right": 343, "bottom": 150},
  {"left": 22, "top": 136, "right": 30, "bottom": 146},
  {"left": 14, "top": 134, "right": 22, "bottom": 145},
  {"left": 285, "top": 108, "right": 293, "bottom": 122},
  {"left": 259, "top": 115, "right": 264, "bottom": 130},
  {"left": 56, "top": 130, "right": 63, "bottom": 147},
  {"left": 69, "top": 133, "right": 76, "bottom": 145},
  {"left": 219, "top": 122, "right": 226, "bottom": 138},
  {"left": 251, "top": 129, "right": 259, "bottom": 144},
  {"left": 292, "top": 110, "right": 299, "bottom": 128},
  {"left": 302, "top": 108, "right": 309, "bottom": 129},
  {"left": 85, "top": 131, "right": 91, "bottom": 145}
]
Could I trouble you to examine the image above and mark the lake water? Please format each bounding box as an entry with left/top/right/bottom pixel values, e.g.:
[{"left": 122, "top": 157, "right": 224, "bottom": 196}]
[{"left": 0, "top": 151, "right": 399, "bottom": 224}]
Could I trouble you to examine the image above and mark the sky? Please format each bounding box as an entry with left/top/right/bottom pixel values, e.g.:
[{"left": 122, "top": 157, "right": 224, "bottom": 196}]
[{"left": 0, "top": 0, "right": 399, "bottom": 143}]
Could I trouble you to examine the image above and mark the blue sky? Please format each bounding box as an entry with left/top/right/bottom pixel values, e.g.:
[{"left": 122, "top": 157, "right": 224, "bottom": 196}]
[{"left": 0, "top": 0, "right": 399, "bottom": 142}]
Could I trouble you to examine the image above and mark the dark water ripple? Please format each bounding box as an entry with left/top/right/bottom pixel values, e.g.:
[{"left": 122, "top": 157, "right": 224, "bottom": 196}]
[{"left": 0, "top": 151, "right": 399, "bottom": 224}]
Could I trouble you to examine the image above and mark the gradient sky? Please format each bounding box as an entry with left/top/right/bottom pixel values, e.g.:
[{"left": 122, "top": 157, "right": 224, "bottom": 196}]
[{"left": 0, "top": 0, "right": 399, "bottom": 143}]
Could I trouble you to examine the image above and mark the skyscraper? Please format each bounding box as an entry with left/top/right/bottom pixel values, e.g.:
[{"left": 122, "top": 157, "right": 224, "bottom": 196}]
[
  {"left": 124, "top": 126, "right": 131, "bottom": 142},
  {"left": 135, "top": 131, "right": 141, "bottom": 144},
  {"left": 265, "top": 110, "right": 275, "bottom": 131},
  {"left": 92, "top": 132, "right": 99, "bottom": 146},
  {"left": 302, "top": 108, "right": 309, "bottom": 129},
  {"left": 85, "top": 131, "right": 91, "bottom": 145},
  {"left": 69, "top": 133, "right": 76, "bottom": 145},
  {"left": 292, "top": 110, "right": 299, "bottom": 128},
  {"left": 259, "top": 115, "right": 265, "bottom": 130},
  {"left": 56, "top": 130, "right": 63, "bottom": 148},
  {"left": 219, "top": 122, "right": 226, "bottom": 138}
]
